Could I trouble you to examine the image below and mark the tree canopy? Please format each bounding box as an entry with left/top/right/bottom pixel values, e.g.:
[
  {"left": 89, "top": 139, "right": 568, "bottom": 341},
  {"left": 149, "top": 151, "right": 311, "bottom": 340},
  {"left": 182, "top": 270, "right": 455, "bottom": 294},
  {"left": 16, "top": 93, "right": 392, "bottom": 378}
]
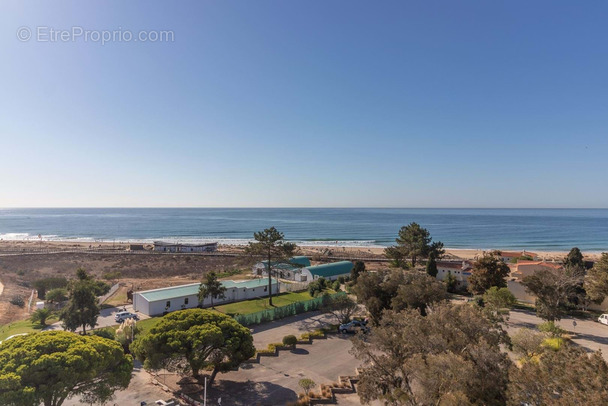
[
  {"left": 321, "top": 294, "right": 359, "bottom": 324},
  {"left": 521, "top": 269, "right": 582, "bottom": 321},
  {"left": 564, "top": 247, "right": 585, "bottom": 269},
  {"left": 467, "top": 253, "right": 510, "bottom": 295},
  {"left": 0, "top": 331, "right": 132, "bottom": 406},
  {"left": 508, "top": 344, "right": 608, "bottom": 405},
  {"left": 59, "top": 269, "right": 101, "bottom": 334},
  {"left": 198, "top": 272, "right": 227, "bottom": 308},
  {"left": 245, "top": 227, "right": 297, "bottom": 305},
  {"left": 584, "top": 253, "right": 608, "bottom": 303},
  {"left": 131, "top": 308, "right": 255, "bottom": 385},
  {"left": 384, "top": 223, "right": 444, "bottom": 268},
  {"left": 351, "top": 303, "right": 510, "bottom": 405},
  {"left": 353, "top": 269, "right": 448, "bottom": 324}
]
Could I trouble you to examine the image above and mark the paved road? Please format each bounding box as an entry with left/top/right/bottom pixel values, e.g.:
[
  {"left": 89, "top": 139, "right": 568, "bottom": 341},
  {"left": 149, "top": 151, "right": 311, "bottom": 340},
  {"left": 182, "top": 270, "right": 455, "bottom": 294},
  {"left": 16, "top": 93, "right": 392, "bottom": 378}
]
[
  {"left": 62, "top": 360, "right": 171, "bottom": 406},
  {"left": 208, "top": 335, "right": 364, "bottom": 406},
  {"left": 250, "top": 310, "right": 338, "bottom": 349},
  {"left": 507, "top": 309, "right": 608, "bottom": 360},
  {"left": 45, "top": 304, "right": 150, "bottom": 332}
]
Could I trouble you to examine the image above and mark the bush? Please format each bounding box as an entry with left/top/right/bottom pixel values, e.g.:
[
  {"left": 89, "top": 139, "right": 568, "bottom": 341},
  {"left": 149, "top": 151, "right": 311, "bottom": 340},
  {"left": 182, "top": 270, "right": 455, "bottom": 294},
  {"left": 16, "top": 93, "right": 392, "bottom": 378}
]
[
  {"left": 538, "top": 321, "right": 565, "bottom": 337},
  {"left": 33, "top": 277, "right": 68, "bottom": 300},
  {"left": 102, "top": 271, "right": 121, "bottom": 280},
  {"left": 30, "top": 308, "right": 52, "bottom": 325},
  {"left": 283, "top": 335, "right": 298, "bottom": 347},
  {"left": 542, "top": 337, "right": 565, "bottom": 351},
  {"left": 299, "top": 378, "right": 316, "bottom": 396},
  {"left": 92, "top": 328, "right": 116, "bottom": 340},
  {"left": 332, "top": 280, "right": 341, "bottom": 292},
  {"left": 45, "top": 288, "right": 68, "bottom": 304},
  {"left": 10, "top": 295, "right": 25, "bottom": 308}
]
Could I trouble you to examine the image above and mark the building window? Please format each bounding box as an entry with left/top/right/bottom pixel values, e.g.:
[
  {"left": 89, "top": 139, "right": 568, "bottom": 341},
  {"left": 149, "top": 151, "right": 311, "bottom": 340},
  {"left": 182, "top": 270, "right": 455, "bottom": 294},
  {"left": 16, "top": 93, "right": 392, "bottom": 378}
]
[
  {"left": 184, "top": 298, "right": 189, "bottom": 305},
  {"left": 166, "top": 301, "right": 171, "bottom": 307},
  {"left": 264, "top": 286, "right": 267, "bottom": 292}
]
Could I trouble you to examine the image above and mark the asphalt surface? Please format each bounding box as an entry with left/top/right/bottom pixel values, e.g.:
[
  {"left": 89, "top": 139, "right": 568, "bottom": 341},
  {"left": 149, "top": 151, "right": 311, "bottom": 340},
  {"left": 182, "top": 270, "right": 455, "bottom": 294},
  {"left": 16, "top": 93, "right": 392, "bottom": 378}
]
[
  {"left": 507, "top": 309, "right": 608, "bottom": 359},
  {"left": 45, "top": 304, "right": 150, "bottom": 332}
]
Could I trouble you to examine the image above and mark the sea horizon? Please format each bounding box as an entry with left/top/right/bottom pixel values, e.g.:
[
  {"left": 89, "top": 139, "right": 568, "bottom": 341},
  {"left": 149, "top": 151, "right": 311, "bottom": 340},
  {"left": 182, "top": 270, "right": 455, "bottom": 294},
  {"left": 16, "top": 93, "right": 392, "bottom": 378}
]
[{"left": 1, "top": 207, "right": 607, "bottom": 252}]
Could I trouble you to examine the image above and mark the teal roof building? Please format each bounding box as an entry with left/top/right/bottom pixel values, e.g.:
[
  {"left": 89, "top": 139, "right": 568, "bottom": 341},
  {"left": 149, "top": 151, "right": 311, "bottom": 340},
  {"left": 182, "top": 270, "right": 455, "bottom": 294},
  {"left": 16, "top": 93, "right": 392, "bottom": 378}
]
[{"left": 303, "top": 261, "right": 353, "bottom": 281}]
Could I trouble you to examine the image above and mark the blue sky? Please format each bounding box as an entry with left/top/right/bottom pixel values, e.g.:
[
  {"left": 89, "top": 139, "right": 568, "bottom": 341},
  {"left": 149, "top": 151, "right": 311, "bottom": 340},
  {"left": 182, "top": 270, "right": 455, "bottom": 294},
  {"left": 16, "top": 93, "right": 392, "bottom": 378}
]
[{"left": 1, "top": 1, "right": 607, "bottom": 208}]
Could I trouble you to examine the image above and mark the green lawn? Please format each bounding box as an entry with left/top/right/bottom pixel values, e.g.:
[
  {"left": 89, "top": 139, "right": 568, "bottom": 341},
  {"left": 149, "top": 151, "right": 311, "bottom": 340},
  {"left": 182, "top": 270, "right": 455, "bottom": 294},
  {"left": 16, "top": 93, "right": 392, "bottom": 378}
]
[
  {"left": 215, "top": 290, "right": 319, "bottom": 316},
  {"left": 0, "top": 317, "right": 59, "bottom": 342}
]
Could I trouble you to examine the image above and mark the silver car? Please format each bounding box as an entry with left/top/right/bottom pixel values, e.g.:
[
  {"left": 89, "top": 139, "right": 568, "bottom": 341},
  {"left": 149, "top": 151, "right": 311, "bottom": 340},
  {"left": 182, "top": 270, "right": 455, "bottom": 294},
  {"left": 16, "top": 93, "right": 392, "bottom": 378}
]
[{"left": 339, "top": 319, "right": 369, "bottom": 334}]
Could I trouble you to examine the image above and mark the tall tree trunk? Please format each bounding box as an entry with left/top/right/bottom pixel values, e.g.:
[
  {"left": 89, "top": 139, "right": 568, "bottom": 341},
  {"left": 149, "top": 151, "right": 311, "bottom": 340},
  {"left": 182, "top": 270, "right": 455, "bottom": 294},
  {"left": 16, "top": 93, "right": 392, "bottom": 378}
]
[{"left": 209, "top": 365, "right": 220, "bottom": 386}]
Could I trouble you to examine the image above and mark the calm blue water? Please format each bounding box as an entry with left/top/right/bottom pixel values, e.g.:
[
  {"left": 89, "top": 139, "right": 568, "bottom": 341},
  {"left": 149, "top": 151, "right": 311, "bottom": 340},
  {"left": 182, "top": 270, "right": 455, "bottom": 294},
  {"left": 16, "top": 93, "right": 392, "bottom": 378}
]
[{"left": 0, "top": 208, "right": 607, "bottom": 252}]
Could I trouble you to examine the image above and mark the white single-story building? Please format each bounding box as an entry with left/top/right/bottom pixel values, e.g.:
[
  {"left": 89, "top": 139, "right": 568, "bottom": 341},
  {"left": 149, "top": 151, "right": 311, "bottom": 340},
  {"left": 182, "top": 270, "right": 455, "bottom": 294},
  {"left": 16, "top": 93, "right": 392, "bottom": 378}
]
[
  {"left": 435, "top": 261, "right": 473, "bottom": 288},
  {"left": 133, "top": 278, "right": 279, "bottom": 316},
  {"left": 252, "top": 256, "right": 312, "bottom": 280},
  {"left": 153, "top": 241, "right": 218, "bottom": 253},
  {"left": 299, "top": 261, "right": 353, "bottom": 282}
]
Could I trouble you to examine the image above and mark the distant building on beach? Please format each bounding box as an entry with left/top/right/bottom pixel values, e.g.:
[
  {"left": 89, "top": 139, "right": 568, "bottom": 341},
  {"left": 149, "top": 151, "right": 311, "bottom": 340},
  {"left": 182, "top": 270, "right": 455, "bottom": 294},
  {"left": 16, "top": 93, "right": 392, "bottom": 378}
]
[
  {"left": 435, "top": 260, "right": 473, "bottom": 288},
  {"left": 128, "top": 244, "right": 145, "bottom": 251},
  {"left": 133, "top": 278, "right": 278, "bottom": 316},
  {"left": 153, "top": 241, "right": 218, "bottom": 253}
]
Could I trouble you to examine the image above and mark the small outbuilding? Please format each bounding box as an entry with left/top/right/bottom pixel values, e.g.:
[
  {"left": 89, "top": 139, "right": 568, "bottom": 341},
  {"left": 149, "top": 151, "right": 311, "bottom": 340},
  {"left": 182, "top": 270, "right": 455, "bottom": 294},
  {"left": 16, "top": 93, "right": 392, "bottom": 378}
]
[
  {"left": 252, "top": 256, "right": 312, "bottom": 280},
  {"left": 133, "top": 278, "right": 278, "bottom": 316}
]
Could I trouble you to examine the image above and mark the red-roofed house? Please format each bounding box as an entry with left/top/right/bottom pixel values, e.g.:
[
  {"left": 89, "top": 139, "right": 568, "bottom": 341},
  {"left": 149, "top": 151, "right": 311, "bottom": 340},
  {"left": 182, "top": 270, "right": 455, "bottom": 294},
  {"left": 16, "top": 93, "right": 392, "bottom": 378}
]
[
  {"left": 499, "top": 250, "right": 539, "bottom": 263},
  {"left": 511, "top": 260, "right": 563, "bottom": 280}
]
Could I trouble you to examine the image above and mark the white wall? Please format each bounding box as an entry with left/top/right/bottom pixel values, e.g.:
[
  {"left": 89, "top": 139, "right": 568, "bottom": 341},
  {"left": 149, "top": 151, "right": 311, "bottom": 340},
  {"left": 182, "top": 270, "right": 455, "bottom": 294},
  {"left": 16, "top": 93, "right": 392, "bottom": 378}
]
[{"left": 135, "top": 282, "right": 279, "bottom": 316}]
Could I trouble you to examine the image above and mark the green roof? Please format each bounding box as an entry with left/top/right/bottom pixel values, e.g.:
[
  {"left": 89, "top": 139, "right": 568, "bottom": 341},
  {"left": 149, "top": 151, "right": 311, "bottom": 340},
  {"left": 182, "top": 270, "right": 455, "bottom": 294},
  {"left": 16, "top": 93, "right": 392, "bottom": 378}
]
[
  {"left": 306, "top": 261, "right": 353, "bottom": 278},
  {"left": 260, "top": 256, "right": 310, "bottom": 271},
  {"left": 290, "top": 256, "right": 311, "bottom": 267},
  {"left": 137, "top": 279, "right": 271, "bottom": 302}
]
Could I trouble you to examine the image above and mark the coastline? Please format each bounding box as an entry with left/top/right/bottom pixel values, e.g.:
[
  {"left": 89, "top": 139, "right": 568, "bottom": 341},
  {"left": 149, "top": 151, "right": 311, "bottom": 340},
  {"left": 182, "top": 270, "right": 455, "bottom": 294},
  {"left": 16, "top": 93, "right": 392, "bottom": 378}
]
[{"left": 0, "top": 239, "right": 603, "bottom": 261}]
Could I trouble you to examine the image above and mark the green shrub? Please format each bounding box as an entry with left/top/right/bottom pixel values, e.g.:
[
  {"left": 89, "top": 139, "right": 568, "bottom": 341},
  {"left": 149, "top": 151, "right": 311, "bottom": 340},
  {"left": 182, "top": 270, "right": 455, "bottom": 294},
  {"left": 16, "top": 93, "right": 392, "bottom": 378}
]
[
  {"left": 283, "top": 335, "right": 298, "bottom": 346},
  {"left": 538, "top": 321, "right": 565, "bottom": 337},
  {"left": 542, "top": 337, "right": 564, "bottom": 351},
  {"left": 332, "top": 280, "right": 341, "bottom": 292},
  {"left": 92, "top": 328, "right": 116, "bottom": 340},
  {"left": 102, "top": 271, "right": 121, "bottom": 280},
  {"left": 10, "top": 295, "right": 25, "bottom": 308}
]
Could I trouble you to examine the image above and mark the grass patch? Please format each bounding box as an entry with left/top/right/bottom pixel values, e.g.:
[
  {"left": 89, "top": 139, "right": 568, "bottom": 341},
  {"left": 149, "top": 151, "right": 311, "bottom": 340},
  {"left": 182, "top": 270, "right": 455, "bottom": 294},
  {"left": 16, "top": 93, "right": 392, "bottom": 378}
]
[
  {"left": 215, "top": 291, "right": 325, "bottom": 316},
  {"left": 102, "top": 286, "right": 129, "bottom": 307},
  {"left": 133, "top": 317, "right": 161, "bottom": 335},
  {"left": 0, "top": 317, "right": 59, "bottom": 342}
]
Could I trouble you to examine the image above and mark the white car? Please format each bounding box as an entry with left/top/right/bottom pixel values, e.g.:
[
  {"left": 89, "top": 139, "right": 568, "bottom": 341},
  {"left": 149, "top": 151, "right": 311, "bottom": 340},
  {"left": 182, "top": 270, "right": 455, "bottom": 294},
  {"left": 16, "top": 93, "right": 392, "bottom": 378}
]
[
  {"left": 598, "top": 314, "right": 608, "bottom": 325},
  {"left": 114, "top": 311, "right": 139, "bottom": 323}
]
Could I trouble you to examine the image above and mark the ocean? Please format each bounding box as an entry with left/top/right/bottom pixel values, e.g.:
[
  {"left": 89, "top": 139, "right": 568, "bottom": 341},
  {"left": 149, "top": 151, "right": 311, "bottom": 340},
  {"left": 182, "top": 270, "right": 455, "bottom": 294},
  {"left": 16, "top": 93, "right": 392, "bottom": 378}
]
[{"left": 0, "top": 208, "right": 607, "bottom": 252}]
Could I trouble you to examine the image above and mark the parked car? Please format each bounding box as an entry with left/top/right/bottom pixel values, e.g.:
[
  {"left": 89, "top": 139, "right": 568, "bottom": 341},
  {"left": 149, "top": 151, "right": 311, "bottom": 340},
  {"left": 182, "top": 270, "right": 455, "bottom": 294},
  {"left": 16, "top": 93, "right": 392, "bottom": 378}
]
[
  {"left": 598, "top": 314, "right": 608, "bottom": 325},
  {"left": 339, "top": 319, "right": 369, "bottom": 334},
  {"left": 114, "top": 311, "right": 139, "bottom": 323}
]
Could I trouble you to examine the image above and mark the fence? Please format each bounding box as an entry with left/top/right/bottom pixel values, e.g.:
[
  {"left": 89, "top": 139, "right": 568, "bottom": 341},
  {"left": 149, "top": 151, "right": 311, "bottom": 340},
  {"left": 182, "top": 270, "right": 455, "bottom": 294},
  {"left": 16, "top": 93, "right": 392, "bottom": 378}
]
[
  {"left": 99, "top": 283, "right": 121, "bottom": 304},
  {"left": 279, "top": 281, "right": 308, "bottom": 293},
  {"left": 27, "top": 289, "right": 36, "bottom": 313},
  {"left": 234, "top": 291, "right": 347, "bottom": 326}
]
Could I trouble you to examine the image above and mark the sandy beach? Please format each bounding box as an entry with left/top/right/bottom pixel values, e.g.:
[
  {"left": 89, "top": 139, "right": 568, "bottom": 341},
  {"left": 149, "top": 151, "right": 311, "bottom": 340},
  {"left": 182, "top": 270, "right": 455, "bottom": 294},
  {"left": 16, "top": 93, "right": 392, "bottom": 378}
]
[{"left": 0, "top": 239, "right": 603, "bottom": 261}]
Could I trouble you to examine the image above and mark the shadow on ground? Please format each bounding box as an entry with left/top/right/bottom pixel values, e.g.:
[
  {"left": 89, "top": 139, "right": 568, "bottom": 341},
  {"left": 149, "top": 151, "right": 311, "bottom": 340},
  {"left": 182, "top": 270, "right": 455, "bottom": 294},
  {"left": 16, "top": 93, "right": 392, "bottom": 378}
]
[{"left": 206, "top": 379, "right": 297, "bottom": 406}]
